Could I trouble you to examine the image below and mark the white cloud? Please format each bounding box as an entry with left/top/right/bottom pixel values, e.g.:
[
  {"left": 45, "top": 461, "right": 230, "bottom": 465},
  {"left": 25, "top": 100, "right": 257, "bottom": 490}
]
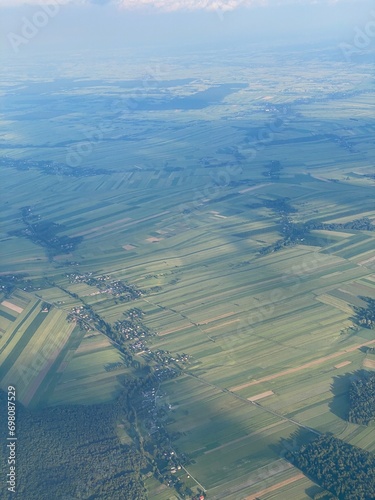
[
  {"left": 116, "top": 0, "right": 266, "bottom": 11},
  {"left": 0, "top": 0, "right": 77, "bottom": 6},
  {"left": 0, "top": 0, "right": 361, "bottom": 10},
  {"left": 114, "top": 0, "right": 362, "bottom": 10}
]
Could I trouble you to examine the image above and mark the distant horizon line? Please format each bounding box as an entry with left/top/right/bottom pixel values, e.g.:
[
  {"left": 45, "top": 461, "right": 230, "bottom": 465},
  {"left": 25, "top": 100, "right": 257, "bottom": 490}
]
[{"left": 0, "top": 0, "right": 366, "bottom": 12}]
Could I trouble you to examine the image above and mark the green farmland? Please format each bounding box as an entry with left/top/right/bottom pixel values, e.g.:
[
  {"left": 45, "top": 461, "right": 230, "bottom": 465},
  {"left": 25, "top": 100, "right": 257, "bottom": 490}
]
[{"left": 0, "top": 43, "right": 374, "bottom": 499}]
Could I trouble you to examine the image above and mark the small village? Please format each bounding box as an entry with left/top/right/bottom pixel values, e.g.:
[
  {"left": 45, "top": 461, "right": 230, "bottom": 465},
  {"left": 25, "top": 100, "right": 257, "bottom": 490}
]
[{"left": 67, "top": 271, "right": 143, "bottom": 299}]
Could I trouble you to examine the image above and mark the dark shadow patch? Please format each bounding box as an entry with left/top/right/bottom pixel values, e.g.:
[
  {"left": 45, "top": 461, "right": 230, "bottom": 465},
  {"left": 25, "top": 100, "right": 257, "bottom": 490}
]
[{"left": 329, "top": 373, "right": 352, "bottom": 421}]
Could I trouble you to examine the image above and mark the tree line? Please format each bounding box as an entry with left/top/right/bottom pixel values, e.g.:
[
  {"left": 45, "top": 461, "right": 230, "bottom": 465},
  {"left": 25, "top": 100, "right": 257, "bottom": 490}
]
[
  {"left": 287, "top": 433, "right": 375, "bottom": 500},
  {"left": 352, "top": 297, "right": 375, "bottom": 329},
  {"left": 0, "top": 391, "right": 147, "bottom": 500},
  {"left": 348, "top": 370, "right": 375, "bottom": 425}
]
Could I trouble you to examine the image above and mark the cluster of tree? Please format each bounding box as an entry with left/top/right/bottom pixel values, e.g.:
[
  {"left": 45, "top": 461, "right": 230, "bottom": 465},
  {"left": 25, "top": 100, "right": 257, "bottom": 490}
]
[
  {"left": 67, "top": 271, "right": 143, "bottom": 300},
  {"left": 263, "top": 197, "right": 297, "bottom": 215},
  {"left": 123, "top": 373, "right": 190, "bottom": 496},
  {"left": 124, "top": 307, "right": 144, "bottom": 321},
  {"left": 63, "top": 296, "right": 193, "bottom": 496},
  {"left": 143, "top": 349, "right": 190, "bottom": 367},
  {"left": 258, "top": 201, "right": 375, "bottom": 256},
  {"left": 67, "top": 305, "right": 137, "bottom": 369},
  {"left": 258, "top": 197, "right": 309, "bottom": 255},
  {"left": 0, "top": 273, "right": 34, "bottom": 296},
  {"left": 0, "top": 156, "right": 113, "bottom": 177},
  {"left": 113, "top": 315, "right": 153, "bottom": 343},
  {"left": 262, "top": 160, "right": 284, "bottom": 179},
  {"left": 104, "top": 361, "right": 125, "bottom": 372},
  {"left": 306, "top": 217, "right": 375, "bottom": 232},
  {"left": 287, "top": 433, "right": 375, "bottom": 500},
  {"left": 348, "top": 370, "right": 375, "bottom": 425},
  {"left": 259, "top": 218, "right": 308, "bottom": 255},
  {"left": 0, "top": 391, "right": 147, "bottom": 500},
  {"left": 352, "top": 296, "right": 375, "bottom": 329},
  {"left": 10, "top": 207, "right": 83, "bottom": 259}
]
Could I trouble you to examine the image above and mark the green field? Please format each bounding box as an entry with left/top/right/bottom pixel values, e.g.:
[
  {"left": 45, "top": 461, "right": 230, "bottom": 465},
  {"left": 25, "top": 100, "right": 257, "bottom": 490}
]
[{"left": 1, "top": 45, "right": 375, "bottom": 499}]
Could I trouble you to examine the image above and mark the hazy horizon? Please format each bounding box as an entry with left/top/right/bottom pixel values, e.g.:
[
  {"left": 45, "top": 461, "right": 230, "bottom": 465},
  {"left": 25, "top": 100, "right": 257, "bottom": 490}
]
[{"left": 1, "top": 0, "right": 374, "bottom": 62}]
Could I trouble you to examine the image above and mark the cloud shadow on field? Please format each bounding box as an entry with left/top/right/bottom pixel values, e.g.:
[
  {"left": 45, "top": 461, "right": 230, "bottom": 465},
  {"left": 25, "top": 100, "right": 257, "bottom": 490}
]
[{"left": 329, "top": 371, "right": 366, "bottom": 422}]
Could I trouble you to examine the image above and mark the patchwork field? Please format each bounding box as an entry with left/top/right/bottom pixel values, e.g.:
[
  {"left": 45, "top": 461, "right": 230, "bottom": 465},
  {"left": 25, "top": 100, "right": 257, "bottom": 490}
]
[
  {"left": 1, "top": 46, "right": 374, "bottom": 498},
  {"left": 49, "top": 332, "right": 134, "bottom": 406},
  {"left": 0, "top": 291, "right": 79, "bottom": 407}
]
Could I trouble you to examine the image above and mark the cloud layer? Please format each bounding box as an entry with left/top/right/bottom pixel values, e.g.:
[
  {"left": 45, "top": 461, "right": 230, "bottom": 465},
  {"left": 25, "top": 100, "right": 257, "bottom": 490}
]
[
  {"left": 115, "top": 0, "right": 268, "bottom": 12},
  {"left": 0, "top": 0, "right": 359, "bottom": 9},
  {"left": 102, "top": 0, "right": 364, "bottom": 10}
]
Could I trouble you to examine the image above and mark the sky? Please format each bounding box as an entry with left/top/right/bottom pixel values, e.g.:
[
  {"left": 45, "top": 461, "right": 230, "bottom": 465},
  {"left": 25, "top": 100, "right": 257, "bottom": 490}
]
[{"left": 0, "top": 0, "right": 374, "bottom": 57}]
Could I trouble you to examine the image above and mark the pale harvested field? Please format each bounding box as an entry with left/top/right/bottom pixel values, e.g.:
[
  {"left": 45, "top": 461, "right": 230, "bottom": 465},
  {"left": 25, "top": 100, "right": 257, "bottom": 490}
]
[
  {"left": 309, "top": 175, "right": 331, "bottom": 182},
  {"left": 1, "top": 301, "right": 23, "bottom": 314},
  {"left": 334, "top": 361, "right": 352, "bottom": 369},
  {"left": 203, "top": 319, "right": 240, "bottom": 333},
  {"left": 239, "top": 183, "right": 272, "bottom": 194},
  {"left": 71, "top": 216, "right": 132, "bottom": 237},
  {"left": 211, "top": 462, "right": 294, "bottom": 499},
  {"left": 230, "top": 339, "right": 375, "bottom": 391},
  {"left": 358, "top": 255, "right": 375, "bottom": 266},
  {"left": 146, "top": 237, "right": 163, "bottom": 242},
  {"left": 159, "top": 324, "right": 192, "bottom": 336},
  {"left": 199, "top": 312, "right": 236, "bottom": 325},
  {"left": 363, "top": 358, "right": 375, "bottom": 369},
  {"left": 248, "top": 390, "right": 274, "bottom": 402},
  {"left": 244, "top": 473, "right": 305, "bottom": 500}
]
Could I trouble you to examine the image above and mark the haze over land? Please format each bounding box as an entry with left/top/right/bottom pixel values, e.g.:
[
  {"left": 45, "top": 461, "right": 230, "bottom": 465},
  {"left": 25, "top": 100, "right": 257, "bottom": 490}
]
[{"left": 0, "top": 1, "right": 375, "bottom": 499}]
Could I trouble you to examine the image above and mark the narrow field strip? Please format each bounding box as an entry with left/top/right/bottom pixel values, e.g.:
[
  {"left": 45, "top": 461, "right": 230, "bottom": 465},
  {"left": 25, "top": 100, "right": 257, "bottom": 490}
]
[
  {"left": 21, "top": 322, "right": 76, "bottom": 406},
  {"left": 0, "top": 300, "right": 40, "bottom": 357},
  {"left": 230, "top": 339, "right": 375, "bottom": 392},
  {"left": 0, "top": 309, "right": 45, "bottom": 377},
  {"left": 1, "top": 300, "right": 23, "bottom": 314},
  {"left": 334, "top": 361, "right": 352, "bottom": 369},
  {"left": 159, "top": 324, "right": 193, "bottom": 336},
  {"left": 204, "top": 421, "right": 283, "bottom": 455},
  {"left": 74, "top": 337, "right": 112, "bottom": 355},
  {"left": 203, "top": 319, "right": 240, "bottom": 333},
  {"left": 248, "top": 390, "right": 274, "bottom": 402},
  {"left": 244, "top": 473, "right": 306, "bottom": 500},
  {"left": 199, "top": 312, "right": 236, "bottom": 325}
]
